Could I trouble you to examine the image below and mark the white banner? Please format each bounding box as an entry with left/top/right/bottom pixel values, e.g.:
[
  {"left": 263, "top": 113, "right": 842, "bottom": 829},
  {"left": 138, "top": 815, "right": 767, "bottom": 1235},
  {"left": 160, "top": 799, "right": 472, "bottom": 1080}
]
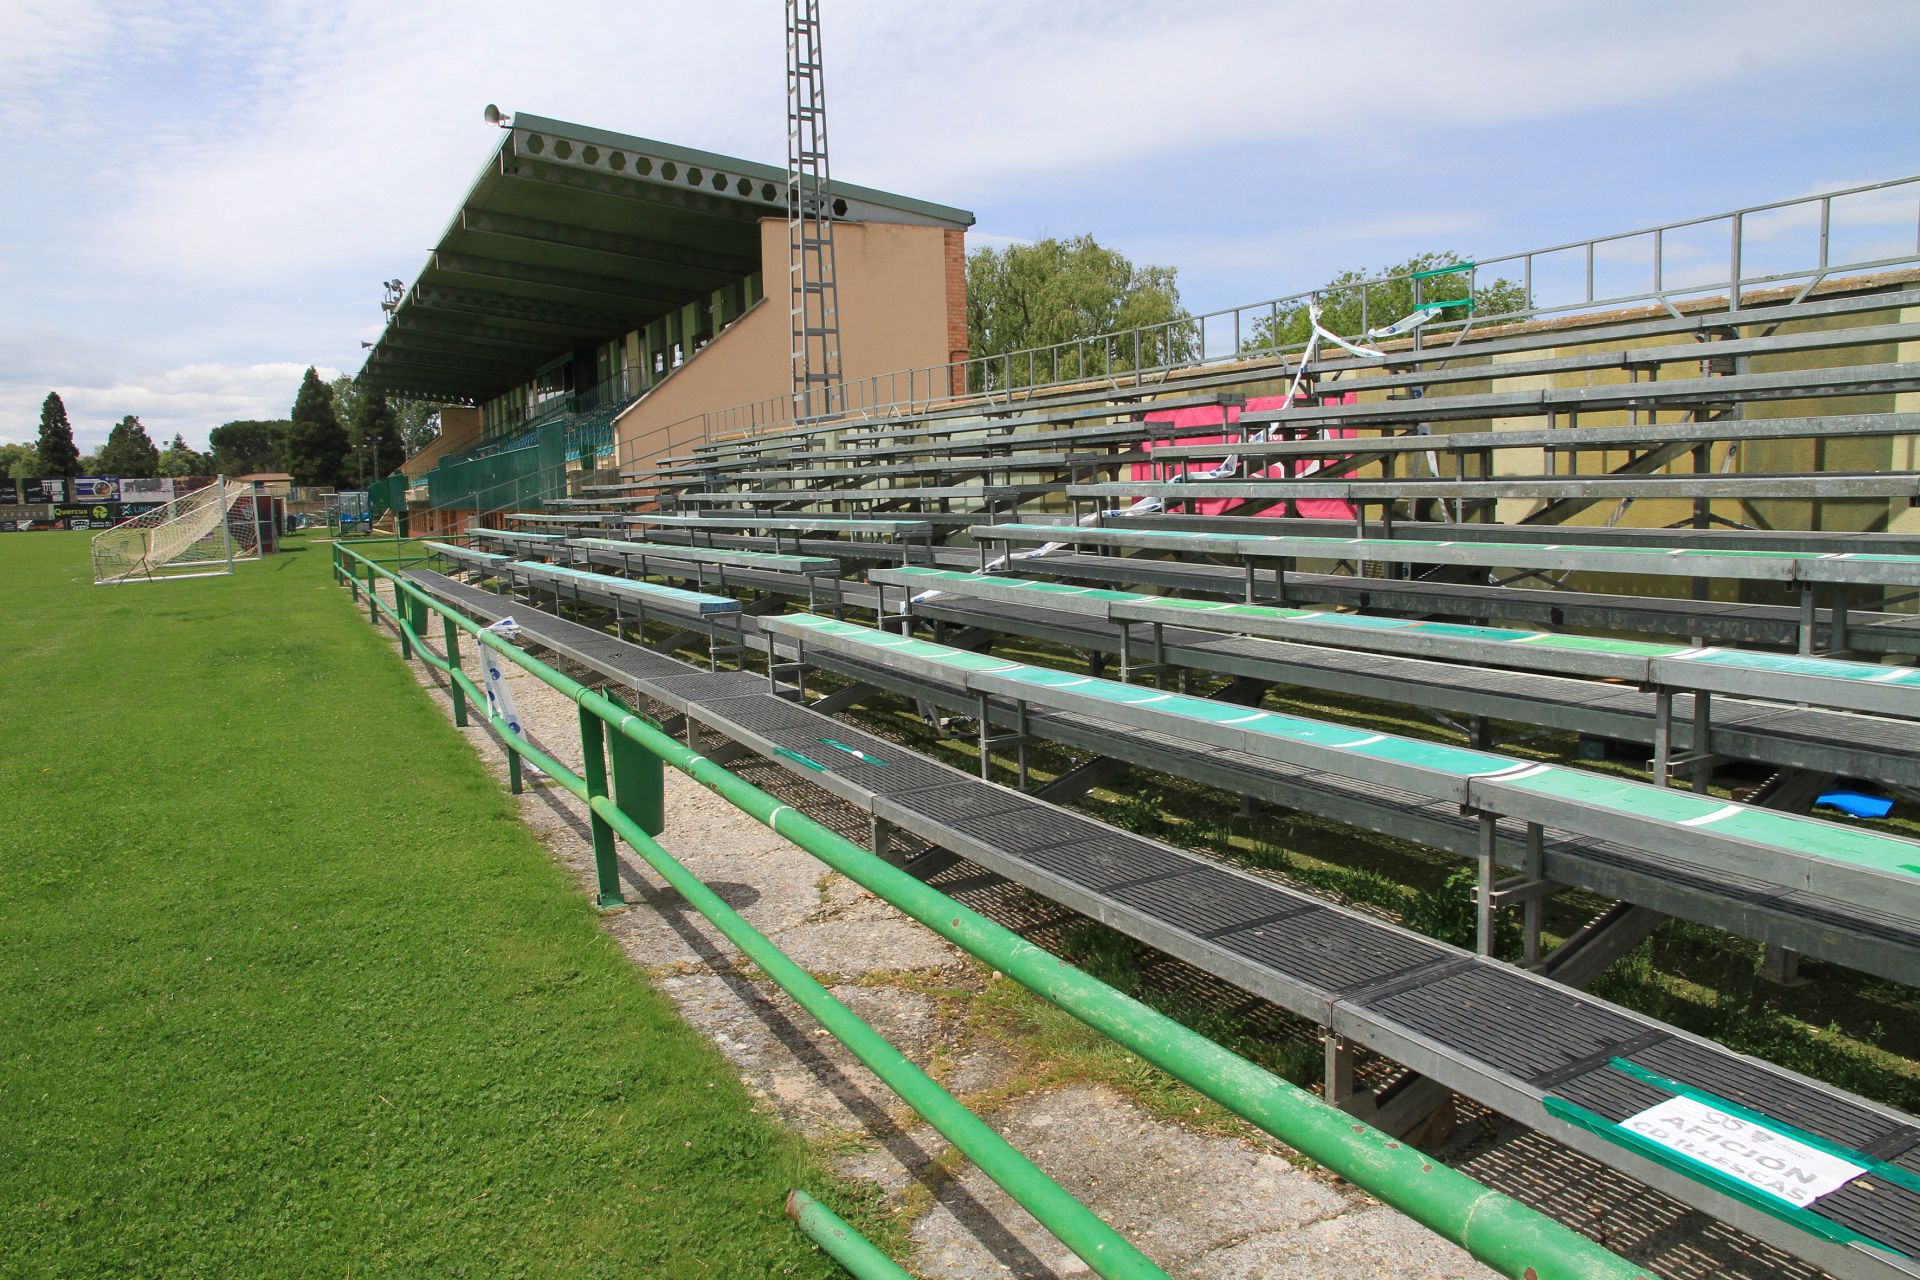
[
  {"left": 119, "top": 477, "right": 176, "bottom": 503},
  {"left": 480, "top": 619, "right": 542, "bottom": 776},
  {"left": 1620, "top": 1095, "right": 1864, "bottom": 1208}
]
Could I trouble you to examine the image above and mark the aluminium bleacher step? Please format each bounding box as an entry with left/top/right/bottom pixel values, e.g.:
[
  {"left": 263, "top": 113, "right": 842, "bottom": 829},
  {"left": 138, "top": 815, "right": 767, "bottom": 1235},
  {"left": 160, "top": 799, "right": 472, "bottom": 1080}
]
[{"left": 401, "top": 569, "right": 1920, "bottom": 1278}]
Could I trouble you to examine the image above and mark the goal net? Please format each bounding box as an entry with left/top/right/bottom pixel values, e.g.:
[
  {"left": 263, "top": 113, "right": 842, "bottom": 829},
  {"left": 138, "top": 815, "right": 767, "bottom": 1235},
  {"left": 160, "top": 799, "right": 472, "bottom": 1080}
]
[{"left": 91, "top": 478, "right": 263, "bottom": 584}]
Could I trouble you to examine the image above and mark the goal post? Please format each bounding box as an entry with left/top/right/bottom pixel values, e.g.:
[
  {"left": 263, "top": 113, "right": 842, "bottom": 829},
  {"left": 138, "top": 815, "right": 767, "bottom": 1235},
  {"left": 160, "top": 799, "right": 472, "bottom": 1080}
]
[{"left": 90, "top": 478, "right": 263, "bottom": 585}]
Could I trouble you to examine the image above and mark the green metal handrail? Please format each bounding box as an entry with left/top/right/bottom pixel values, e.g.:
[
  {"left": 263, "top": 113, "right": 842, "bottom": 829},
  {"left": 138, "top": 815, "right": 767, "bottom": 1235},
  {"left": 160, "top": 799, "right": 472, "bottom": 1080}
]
[
  {"left": 335, "top": 541, "right": 1168, "bottom": 1280},
  {"left": 332, "top": 541, "right": 1658, "bottom": 1280},
  {"left": 786, "top": 1189, "right": 914, "bottom": 1279}
]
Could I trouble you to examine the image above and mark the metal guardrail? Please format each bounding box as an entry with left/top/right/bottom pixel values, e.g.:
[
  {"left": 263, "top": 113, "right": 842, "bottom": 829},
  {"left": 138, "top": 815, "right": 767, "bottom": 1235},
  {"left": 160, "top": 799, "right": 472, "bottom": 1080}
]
[
  {"left": 330, "top": 539, "right": 1656, "bottom": 1280},
  {"left": 669, "top": 174, "right": 1920, "bottom": 445}
]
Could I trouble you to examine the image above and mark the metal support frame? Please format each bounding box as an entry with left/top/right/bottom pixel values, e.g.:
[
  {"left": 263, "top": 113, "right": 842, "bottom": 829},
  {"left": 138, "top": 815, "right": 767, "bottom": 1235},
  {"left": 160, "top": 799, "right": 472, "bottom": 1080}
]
[
  {"left": 385, "top": 562, "right": 1920, "bottom": 1278},
  {"left": 1650, "top": 688, "right": 1717, "bottom": 791},
  {"left": 1539, "top": 905, "right": 1669, "bottom": 990},
  {"left": 975, "top": 691, "right": 1032, "bottom": 787},
  {"left": 786, "top": 0, "right": 844, "bottom": 419}
]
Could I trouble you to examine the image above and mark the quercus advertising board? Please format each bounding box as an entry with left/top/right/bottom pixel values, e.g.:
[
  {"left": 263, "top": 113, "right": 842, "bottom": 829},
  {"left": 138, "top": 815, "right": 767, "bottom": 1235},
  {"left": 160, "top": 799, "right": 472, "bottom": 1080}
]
[{"left": 53, "top": 503, "right": 121, "bottom": 523}]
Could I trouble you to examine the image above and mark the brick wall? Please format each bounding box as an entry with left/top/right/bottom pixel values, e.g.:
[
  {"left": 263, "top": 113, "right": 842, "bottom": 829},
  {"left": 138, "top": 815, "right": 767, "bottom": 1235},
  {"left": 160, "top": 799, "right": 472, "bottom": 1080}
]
[{"left": 944, "top": 228, "right": 968, "bottom": 394}]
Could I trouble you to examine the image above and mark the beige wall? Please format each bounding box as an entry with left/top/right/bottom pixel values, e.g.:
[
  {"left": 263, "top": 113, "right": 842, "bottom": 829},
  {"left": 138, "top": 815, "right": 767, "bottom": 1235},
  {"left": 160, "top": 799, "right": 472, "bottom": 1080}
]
[
  {"left": 402, "top": 406, "right": 483, "bottom": 480},
  {"left": 614, "top": 217, "right": 961, "bottom": 471}
]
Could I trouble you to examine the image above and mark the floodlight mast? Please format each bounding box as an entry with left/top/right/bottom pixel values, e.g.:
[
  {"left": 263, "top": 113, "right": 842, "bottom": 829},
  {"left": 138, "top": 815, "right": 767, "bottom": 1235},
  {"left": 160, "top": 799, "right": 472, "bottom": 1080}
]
[{"left": 786, "top": 0, "right": 844, "bottom": 422}]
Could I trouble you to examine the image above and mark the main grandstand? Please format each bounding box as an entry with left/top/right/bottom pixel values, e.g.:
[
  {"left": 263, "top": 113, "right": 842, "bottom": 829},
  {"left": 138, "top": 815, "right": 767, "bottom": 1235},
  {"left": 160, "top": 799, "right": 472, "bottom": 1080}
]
[{"left": 347, "top": 125, "right": 1920, "bottom": 1280}]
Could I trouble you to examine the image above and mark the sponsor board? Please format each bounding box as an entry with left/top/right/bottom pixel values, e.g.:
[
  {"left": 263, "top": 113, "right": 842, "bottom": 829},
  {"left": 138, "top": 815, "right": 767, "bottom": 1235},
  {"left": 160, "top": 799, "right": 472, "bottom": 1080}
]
[
  {"left": 21, "top": 478, "right": 65, "bottom": 503},
  {"left": 1619, "top": 1095, "right": 1865, "bottom": 1207},
  {"left": 54, "top": 503, "right": 121, "bottom": 523},
  {"left": 118, "top": 477, "right": 175, "bottom": 503},
  {"left": 71, "top": 476, "right": 119, "bottom": 501}
]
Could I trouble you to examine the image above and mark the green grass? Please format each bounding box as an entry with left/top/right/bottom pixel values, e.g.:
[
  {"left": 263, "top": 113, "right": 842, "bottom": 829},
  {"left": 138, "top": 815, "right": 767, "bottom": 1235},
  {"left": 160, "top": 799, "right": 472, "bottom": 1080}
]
[{"left": 0, "top": 533, "right": 858, "bottom": 1279}]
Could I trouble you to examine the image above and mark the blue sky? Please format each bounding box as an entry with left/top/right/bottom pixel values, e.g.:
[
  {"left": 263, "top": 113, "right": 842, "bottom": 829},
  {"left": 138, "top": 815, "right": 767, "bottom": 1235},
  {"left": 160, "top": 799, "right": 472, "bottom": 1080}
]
[{"left": 3, "top": 0, "right": 1918, "bottom": 451}]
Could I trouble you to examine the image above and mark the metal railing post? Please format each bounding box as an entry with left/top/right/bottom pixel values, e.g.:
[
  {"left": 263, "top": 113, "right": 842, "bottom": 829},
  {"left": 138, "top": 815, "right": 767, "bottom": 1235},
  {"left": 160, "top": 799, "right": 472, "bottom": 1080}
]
[
  {"left": 444, "top": 614, "right": 468, "bottom": 728},
  {"left": 604, "top": 691, "right": 665, "bottom": 837},
  {"left": 579, "top": 703, "right": 624, "bottom": 907}
]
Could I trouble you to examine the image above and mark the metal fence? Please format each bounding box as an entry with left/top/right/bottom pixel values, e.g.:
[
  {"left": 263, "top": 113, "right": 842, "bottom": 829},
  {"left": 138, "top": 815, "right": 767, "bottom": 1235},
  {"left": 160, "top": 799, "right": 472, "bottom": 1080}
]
[
  {"left": 330, "top": 538, "right": 1648, "bottom": 1280},
  {"left": 671, "top": 173, "right": 1920, "bottom": 445}
]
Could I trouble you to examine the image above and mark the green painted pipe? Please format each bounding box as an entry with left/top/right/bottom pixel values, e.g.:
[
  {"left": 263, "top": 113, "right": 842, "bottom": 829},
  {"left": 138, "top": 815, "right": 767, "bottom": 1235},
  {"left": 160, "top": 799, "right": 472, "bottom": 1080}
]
[
  {"left": 785, "top": 1189, "right": 914, "bottom": 1280},
  {"left": 343, "top": 546, "right": 1657, "bottom": 1280},
  {"left": 349, "top": 556, "right": 1167, "bottom": 1280},
  {"left": 599, "top": 717, "right": 1655, "bottom": 1280},
  {"left": 588, "top": 791, "right": 1167, "bottom": 1279}
]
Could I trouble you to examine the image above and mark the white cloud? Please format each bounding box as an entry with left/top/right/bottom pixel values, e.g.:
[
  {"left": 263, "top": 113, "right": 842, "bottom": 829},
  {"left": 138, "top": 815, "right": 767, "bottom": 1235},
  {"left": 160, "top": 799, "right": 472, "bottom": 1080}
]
[
  {"left": 3, "top": 0, "right": 1918, "bottom": 447},
  {"left": 0, "top": 333, "right": 336, "bottom": 450},
  {"left": 827, "top": 0, "right": 1920, "bottom": 197},
  {"left": 966, "top": 231, "right": 1038, "bottom": 252}
]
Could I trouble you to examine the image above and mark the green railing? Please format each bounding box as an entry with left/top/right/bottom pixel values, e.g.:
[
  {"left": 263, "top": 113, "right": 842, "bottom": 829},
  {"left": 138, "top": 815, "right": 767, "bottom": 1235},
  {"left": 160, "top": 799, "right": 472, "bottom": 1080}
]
[{"left": 330, "top": 540, "right": 1657, "bottom": 1280}]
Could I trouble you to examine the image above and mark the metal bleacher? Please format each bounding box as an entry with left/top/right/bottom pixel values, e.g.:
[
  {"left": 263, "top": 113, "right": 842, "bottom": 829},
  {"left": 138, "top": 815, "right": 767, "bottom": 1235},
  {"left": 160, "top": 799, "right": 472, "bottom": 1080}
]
[
  {"left": 406, "top": 563, "right": 1920, "bottom": 1279},
  {"left": 442, "top": 537, "right": 1920, "bottom": 982},
  {"left": 455, "top": 210, "right": 1920, "bottom": 1277}
]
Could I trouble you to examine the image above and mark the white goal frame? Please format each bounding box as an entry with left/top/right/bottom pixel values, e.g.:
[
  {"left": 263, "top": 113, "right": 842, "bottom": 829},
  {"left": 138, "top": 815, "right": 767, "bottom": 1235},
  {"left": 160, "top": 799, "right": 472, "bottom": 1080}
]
[{"left": 90, "top": 478, "right": 265, "bottom": 585}]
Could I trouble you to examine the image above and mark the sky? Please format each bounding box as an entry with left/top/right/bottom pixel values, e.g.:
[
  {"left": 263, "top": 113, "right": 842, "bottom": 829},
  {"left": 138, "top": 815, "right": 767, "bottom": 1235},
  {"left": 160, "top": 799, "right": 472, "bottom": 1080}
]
[{"left": 2, "top": 0, "right": 1918, "bottom": 453}]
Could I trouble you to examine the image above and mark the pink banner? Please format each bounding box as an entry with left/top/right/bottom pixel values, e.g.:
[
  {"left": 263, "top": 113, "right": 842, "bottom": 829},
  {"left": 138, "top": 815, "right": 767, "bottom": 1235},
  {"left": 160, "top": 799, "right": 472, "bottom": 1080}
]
[{"left": 1134, "top": 394, "right": 1356, "bottom": 519}]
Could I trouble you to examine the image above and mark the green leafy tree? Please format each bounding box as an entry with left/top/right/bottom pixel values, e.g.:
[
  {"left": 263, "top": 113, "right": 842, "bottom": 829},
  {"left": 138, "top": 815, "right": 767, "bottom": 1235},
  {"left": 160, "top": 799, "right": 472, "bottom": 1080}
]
[
  {"left": 1240, "top": 252, "right": 1529, "bottom": 354},
  {"left": 36, "top": 392, "right": 80, "bottom": 479},
  {"left": 400, "top": 408, "right": 440, "bottom": 457},
  {"left": 208, "top": 420, "right": 291, "bottom": 474},
  {"left": 351, "top": 389, "right": 407, "bottom": 481},
  {"left": 285, "top": 367, "right": 350, "bottom": 487},
  {"left": 966, "top": 235, "right": 1191, "bottom": 390},
  {"left": 97, "top": 415, "right": 162, "bottom": 478},
  {"left": 158, "top": 433, "right": 215, "bottom": 478},
  {"left": 333, "top": 374, "right": 438, "bottom": 464},
  {"left": 0, "top": 443, "right": 42, "bottom": 483}
]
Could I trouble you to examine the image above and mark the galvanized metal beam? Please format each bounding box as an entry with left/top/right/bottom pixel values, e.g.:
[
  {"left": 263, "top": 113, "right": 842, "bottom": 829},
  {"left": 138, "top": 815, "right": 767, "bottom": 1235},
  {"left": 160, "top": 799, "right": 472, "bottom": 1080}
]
[{"left": 458, "top": 209, "right": 756, "bottom": 282}]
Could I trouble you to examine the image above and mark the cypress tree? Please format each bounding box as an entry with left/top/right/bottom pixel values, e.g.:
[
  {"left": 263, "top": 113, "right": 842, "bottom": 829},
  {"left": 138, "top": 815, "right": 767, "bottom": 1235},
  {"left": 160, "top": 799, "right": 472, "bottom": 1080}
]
[
  {"left": 36, "top": 392, "right": 80, "bottom": 479},
  {"left": 285, "top": 367, "right": 350, "bottom": 487}
]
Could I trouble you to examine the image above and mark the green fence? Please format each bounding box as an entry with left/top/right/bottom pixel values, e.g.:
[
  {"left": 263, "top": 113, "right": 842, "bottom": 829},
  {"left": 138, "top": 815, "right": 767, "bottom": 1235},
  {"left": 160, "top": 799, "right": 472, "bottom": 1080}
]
[
  {"left": 366, "top": 475, "right": 409, "bottom": 520},
  {"left": 424, "top": 421, "right": 570, "bottom": 512},
  {"left": 330, "top": 541, "right": 1657, "bottom": 1280}
]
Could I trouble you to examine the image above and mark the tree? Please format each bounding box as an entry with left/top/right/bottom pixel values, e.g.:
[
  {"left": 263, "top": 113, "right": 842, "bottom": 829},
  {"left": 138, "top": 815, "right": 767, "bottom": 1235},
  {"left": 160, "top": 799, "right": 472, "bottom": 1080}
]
[
  {"left": 286, "top": 367, "right": 351, "bottom": 486},
  {"left": 208, "top": 420, "right": 291, "bottom": 475},
  {"left": 97, "top": 415, "right": 161, "bottom": 478},
  {"left": 966, "top": 235, "right": 1191, "bottom": 390},
  {"left": 333, "top": 374, "right": 437, "bottom": 462},
  {"left": 0, "top": 443, "right": 42, "bottom": 483},
  {"left": 158, "top": 433, "right": 214, "bottom": 478},
  {"left": 351, "top": 388, "right": 407, "bottom": 481},
  {"left": 36, "top": 392, "right": 80, "bottom": 479},
  {"left": 1239, "top": 252, "right": 1530, "bottom": 355},
  {"left": 400, "top": 408, "right": 440, "bottom": 457}
]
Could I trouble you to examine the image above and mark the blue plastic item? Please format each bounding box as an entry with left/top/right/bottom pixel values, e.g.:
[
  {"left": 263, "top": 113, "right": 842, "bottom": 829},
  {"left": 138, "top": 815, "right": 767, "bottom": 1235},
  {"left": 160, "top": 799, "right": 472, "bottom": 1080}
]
[{"left": 1815, "top": 791, "right": 1895, "bottom": 820}]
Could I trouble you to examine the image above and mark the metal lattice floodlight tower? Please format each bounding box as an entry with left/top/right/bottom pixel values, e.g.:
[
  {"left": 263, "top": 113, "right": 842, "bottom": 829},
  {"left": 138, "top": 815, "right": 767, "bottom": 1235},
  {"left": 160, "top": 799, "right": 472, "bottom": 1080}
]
[
  {"left": 90, "top": 477, "right": 262, "bottom": 585},
  {"left": 786, "top": 0, "right": 844, "bottom": 421}
]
